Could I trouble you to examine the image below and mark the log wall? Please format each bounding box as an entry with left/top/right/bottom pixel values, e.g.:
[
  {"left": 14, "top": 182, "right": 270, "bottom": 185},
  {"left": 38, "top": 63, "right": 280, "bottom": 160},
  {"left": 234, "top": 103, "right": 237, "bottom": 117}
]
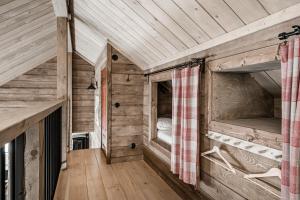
[
  {"left": 0, "top": 57, "right": 57, "bottom": 101},
  {"left": 72, "top": 53, "right": 95, "bottom": 133},
  {"left": 142, "top": 45, "right": 282, "bottom": 200},
  {"left": 109, "top": 46, "right": 144, "bottom": 163}
]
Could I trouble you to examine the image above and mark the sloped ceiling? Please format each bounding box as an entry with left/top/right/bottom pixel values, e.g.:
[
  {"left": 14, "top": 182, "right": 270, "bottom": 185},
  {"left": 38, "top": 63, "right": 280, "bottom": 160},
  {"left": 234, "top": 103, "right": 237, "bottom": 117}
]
[
  {"left": 73, "top": 0, "right": 300, "bottom": 69},
  {"left": 0, "top": 0, "right": 57, "bottom": 86},
  {"left": 73, "top": 18, "right": 107, "bottom": 65}
]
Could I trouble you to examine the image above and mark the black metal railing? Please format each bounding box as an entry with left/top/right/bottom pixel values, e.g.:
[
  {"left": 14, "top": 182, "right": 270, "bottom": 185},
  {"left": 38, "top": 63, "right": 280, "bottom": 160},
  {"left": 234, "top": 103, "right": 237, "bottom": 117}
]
[
  {"left": 0, "top": 147, "right": 5, "bottom": 200},
  {"left": 10, "top": 134, "right": 25, "bottom": 200},
  {"left": 44, "top": 108, "right": 62, "bottom": 200}
]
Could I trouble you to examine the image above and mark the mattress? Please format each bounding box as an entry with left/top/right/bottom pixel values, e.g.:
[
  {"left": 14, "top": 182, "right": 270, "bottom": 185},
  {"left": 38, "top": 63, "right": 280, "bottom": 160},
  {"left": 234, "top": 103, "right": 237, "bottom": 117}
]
[{"left": 157, "top": 130, "right": 172, "bottom": 145}]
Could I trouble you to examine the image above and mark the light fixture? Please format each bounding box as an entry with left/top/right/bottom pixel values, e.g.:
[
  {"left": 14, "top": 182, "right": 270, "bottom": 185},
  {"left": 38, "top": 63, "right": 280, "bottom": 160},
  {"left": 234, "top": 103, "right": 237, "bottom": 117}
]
[{"left": 88, "top": 70, "right": 97, "bottom": 90}]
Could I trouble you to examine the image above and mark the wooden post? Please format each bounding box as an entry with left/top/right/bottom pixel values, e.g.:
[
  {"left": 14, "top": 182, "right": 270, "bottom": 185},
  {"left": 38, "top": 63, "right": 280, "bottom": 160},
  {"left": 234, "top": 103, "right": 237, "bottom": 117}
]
[
  {"left": 24, "top": 122, "right": 44, "bottom": 200},
  {"left": 106, "top": 44, "right": 112, "bottom": 164},
  {"left": 149, "top": 81, "right": 158, "bottom": 141},
  {"left": 67, "top": 52, "right": 72, "bottom": 151},
  {"left": 67, "top": 21, "right": 73, "bottom": 152},
  {"left": 57, "top": 17, "right": 68, "bottom": 169}
]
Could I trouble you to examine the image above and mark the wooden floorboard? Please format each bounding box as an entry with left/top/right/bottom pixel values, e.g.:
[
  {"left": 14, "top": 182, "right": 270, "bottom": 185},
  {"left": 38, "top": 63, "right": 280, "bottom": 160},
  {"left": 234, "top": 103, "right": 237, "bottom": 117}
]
[{"left": 54, "top": 149, "right": 182, "bottom": 200}]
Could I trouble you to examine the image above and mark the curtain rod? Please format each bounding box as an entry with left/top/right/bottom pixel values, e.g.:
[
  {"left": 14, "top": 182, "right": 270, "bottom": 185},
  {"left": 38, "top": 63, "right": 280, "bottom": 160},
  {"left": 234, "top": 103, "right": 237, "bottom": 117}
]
[
  {"left": 144, "top": 58, "right": 205, "bottom": 77},
  {"left": 278, "top": 25, "right": 300, "bottom": 40}
]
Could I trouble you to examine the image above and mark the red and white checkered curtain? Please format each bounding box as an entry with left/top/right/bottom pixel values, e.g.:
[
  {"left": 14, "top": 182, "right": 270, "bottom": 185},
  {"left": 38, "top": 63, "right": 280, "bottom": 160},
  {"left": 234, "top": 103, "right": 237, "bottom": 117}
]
[
  {"left": 281, "top": 37, "right": 300, "bottom": 200},
  {"left": 171, "top": 66, "right": 200, "bottom": 186}
]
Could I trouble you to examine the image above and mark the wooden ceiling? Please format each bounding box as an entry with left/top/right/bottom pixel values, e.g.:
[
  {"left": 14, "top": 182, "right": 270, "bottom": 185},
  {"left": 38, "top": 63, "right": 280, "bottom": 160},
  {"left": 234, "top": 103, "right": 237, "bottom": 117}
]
[
  {"left": 74, "top": 0, "right": 300, "bottom": 69},
  {"left": 0, "top": 0, "right": 299, "bottom": 87},
  {"left": 72, "top": 18, "right": 107, "bottom": 65},
  {"left": 0, "top": 0, "right": 57, "bottom": 86}
]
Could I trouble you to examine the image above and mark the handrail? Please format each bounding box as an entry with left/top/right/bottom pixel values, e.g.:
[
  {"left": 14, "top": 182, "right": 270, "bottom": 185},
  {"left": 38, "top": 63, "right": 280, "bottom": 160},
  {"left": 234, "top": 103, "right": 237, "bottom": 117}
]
[{"left": 0, "top": 99, "right": 65, "bottom": 147}]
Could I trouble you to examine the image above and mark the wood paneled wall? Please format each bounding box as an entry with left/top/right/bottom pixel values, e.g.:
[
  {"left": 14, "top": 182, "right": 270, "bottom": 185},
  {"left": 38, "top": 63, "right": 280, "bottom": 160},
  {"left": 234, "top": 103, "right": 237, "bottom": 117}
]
[
  {"left": 0, "top": 57, "right": 57, "bottom": 101},
  {"left": 72, "top": 53, "right": 95, "bottom": 133},
  {"left": 142, "top": 47, "right": 282, "bottom": 200},
  {"left": 109, "top": 47, "right": 144, "bottom": 163}
]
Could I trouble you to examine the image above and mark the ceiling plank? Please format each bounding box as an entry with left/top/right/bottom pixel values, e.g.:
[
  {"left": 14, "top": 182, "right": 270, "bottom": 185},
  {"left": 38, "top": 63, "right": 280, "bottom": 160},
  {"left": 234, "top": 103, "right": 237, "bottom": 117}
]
[
  {"left": 137, "top": 0, "right": 198, "bottom": 47},
  {"left": 120, "top": 0, "right": 187, "bottom": 51},
  {"left": 224, "top": 0, "right": 269, "bottom": 24},
  {"left": 75, "top": 0, "right": 158, "bottom": 64},
  {"left": 258, "top": 0, "right": 300, "bottom": 13},
  {"left": 0, "top": 0, "right": 57, "bottom": 86},
  {"left": 97, "top": 0, "right": 170, "bottom": 58},
  {"left": 51, "top": 0, "right": 68, "bottom": 17},
  {"left": 153, "top": 0, "right": 210, "bottom": 42},
  {"left": 73, "top": 18, "right": 107, "bottom": 64},
  {"left": 0, "top": 5, "right": 54, "bottom": 44},
  {"left": 145, "top": 3, "right": 300, "bottom": 71},
  {"left": 74, "top": 8, "right": 149, "bottom": 67},
  {"left": 109, "top": 0, "right": 178, "bottom": 55},
  {"left": 0, "top": 0, "right": 32, "bottom": 15},
  {"left": 172, "top": 0, "right": 226, "bottom": 37},
  {"left": 196, "top": 0, "right": 245, "bottom": 31},
  {"left": 0, "top": 0, "right": 48, "bottom": 23}
]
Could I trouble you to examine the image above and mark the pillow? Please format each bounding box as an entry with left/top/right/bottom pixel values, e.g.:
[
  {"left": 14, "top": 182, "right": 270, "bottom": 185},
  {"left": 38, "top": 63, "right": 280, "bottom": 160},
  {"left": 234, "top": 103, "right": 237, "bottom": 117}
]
[{"left": 157, "top": 118, "right": 172, "bottom": 131}]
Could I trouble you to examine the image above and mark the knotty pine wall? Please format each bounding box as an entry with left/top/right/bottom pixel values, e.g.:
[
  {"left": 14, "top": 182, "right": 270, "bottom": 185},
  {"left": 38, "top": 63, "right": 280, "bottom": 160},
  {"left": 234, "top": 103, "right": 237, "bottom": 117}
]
[
  {"left": 109, "top": 47, "right": 144, "bottom": 163},
  {"left": 72, "top": 53, "right": 95, "bottom": 133},
  {"left": 0, "top": 57, "right": 57, "bottom": 102}
]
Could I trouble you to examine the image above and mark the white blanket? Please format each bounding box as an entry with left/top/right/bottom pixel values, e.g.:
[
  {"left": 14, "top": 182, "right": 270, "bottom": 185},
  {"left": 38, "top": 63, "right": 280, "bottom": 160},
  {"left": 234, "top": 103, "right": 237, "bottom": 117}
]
[
  {"left": 157, "top": 130, "right": 172, "bottom": 145},
  {"left": 157, "top": 118, "right": 172, "bottom": 131}
]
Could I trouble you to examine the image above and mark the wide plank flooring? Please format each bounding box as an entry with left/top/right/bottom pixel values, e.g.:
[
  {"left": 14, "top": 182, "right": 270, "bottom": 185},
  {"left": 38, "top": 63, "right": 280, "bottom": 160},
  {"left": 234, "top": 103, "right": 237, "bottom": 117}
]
[{"left": 54, "top": 149, "right": 182, "bottom": 200}]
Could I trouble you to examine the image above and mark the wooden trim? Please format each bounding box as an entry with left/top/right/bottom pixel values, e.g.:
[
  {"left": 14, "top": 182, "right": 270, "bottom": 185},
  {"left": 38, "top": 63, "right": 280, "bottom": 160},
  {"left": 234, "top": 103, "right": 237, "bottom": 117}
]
[
  {"left": 51, "top": 0, "right": 68, "bottom": 17},
  {"left": 148, "top": 70, "right": 172, "bottom": 142},
  {"left": 0, "top": 100, "right": 65, "bottom": 147},
  {"left": 67, "top": 52, "right": 72, "bottom": 152},
  {"left": 106, "top": 44, "right": 112, "bottom": 164},
  {"left": 149, "top": 81, "right": 158, "bottom": 141},
  {"left": 57, "top": 17, "right": 68, "bottom": 169},
  {"left": 208, "top": 120, "right": 282, "bottom": 150},
  {"left": 57, "top": 17, "right": 68, "bottom": 100},
  {"left": 149, "top": 70, "right": 172, "bottom": 82},
  {"left": 207, "top": 45, "right": 279, "bottom": 72}
]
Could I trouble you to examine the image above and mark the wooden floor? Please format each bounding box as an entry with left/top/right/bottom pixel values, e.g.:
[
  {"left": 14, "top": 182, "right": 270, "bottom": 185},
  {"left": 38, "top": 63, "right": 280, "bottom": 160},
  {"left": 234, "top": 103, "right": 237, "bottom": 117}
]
[{"left": 54, "top": 149, "right": 182, "bottom": 200}]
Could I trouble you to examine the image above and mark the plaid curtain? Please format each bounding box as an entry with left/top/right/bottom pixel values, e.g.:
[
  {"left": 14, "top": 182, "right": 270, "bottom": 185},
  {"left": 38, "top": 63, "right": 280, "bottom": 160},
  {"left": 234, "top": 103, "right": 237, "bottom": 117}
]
[
  {"left": 171, "top": 66, "right": 200, "bottom": 186},
  {"left": 281, "top": 37, "right": 300, "bottom": 200}
]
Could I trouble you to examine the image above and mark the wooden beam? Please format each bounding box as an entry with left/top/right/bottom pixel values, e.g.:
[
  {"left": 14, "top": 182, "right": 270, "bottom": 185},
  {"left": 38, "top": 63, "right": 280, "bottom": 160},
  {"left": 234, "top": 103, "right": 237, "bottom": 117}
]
[
  {"left": 57, "top": 17, "right": 69, "bottom": 169},
  {"left": 51, "top": 0, "right": 68, "bottom": 17},
  {"left": 106, "top": 44, "right": 112, "bottom": 164},
  {"left": 145, "top": 3, "right": 300, "bottom": 72},
  {"left": 57, "top": 17, "right": 68, "bottom": 99},
  {"left": 25, "top": 123, "right": 41, "bottom": 200},
  {"left": 67, "top": 52, "right": 72, "bottom": 152}
]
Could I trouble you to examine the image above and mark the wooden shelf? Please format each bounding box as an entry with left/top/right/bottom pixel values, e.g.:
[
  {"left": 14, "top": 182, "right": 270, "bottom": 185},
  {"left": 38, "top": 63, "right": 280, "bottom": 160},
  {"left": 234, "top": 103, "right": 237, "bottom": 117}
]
[
  {"left": 218, "top": 118, "right": 281, "bottom": 134},
  {"left": 209, "top": 118, "right": 282, "bottom": 150}
]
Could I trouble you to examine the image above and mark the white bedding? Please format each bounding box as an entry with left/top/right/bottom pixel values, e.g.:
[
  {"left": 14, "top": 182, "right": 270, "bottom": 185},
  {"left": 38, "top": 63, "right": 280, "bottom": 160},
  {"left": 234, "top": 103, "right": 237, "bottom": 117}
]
[
  {"left": 157, "top": 130, "right": 172, "bottom": 145},
  {"left": 157, "top": 118, "right": 172, "bottom": 131}
]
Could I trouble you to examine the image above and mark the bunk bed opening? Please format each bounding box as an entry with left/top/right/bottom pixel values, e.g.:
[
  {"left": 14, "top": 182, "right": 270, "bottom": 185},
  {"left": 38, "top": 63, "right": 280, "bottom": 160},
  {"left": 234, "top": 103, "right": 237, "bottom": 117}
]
[
  {"left": 208, "top": 63, "right": 282, "bottom": 149},
  {"left": 155, "top": 81, "right": 172, "bottom": 151}
]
